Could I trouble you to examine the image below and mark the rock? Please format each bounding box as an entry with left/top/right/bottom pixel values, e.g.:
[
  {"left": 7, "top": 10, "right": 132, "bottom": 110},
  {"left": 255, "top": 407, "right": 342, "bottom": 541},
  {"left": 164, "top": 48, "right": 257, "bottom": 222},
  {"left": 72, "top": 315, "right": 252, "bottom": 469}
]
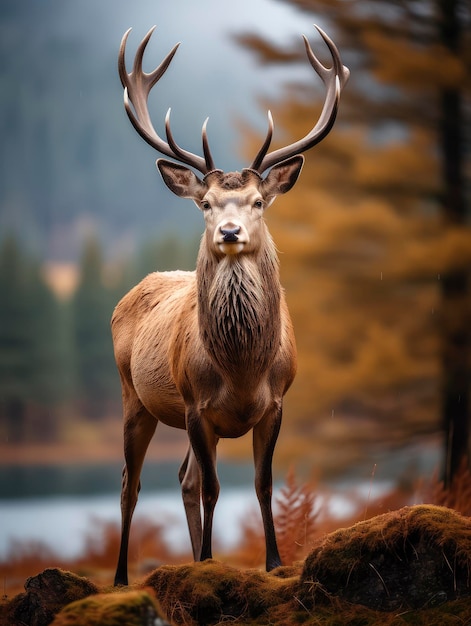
[
  {"left": 4, "top": 568, "right": 98, "bottom": 626},
  {"left": 299, "top": 504, "right": 471, "bottom": 611}
]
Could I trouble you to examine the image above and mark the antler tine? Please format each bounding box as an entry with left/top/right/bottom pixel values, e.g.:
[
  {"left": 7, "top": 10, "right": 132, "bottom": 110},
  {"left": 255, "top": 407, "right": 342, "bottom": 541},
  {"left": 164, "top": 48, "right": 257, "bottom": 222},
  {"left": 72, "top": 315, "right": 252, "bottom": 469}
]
[
  {"left": 164, "top": 109, "right": 216, "bottom": 173},
  {"left": 131, "top": 26, "right": 158, "bottom": 84},
  {"left": 118, "top": 27, "right": 133, "bottom": 88},
  {"left": 305, "top": 26, "right": 349, "bottom": 90},
  {"left": 250, "top": 25, "right": 349, "bottom": 175},
  {"left": 119, "top": 27, "right": 210, "bottom": 174},
  {"left": 201, "top": 118, "right": 216, "bottom": 173},
  {"left": 250, "top": 110, "right": 274, "bottom": 173},
  {"left": 164, "top": 107, "right": 189, "bottom": 160}
]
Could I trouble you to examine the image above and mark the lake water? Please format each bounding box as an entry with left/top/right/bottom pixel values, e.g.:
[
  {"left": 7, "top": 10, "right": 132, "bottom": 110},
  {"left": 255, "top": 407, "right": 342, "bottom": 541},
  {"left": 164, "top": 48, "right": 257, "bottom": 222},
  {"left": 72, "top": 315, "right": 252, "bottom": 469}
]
[
  {"left": 0, "top": 488, "right": 260, "bottom": 559},
  {"left": 0, "top": 439, "right": 440, "bottom": 560},
  {"left": 0, "top": 461, "right": 259, "bottom": 558},
  {"left": 0, "top": 478, "right": 391, "bottom": 560}
]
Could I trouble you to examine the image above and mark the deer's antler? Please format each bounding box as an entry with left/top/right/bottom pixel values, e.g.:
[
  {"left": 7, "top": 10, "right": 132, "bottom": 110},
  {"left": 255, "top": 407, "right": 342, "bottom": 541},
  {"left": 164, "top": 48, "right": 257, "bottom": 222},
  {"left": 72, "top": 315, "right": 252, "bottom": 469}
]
[
  {"left": 119, "top": 25, "right": 348, "bottom": 177},
  {"left": 250, "top": 25, "right": 349, "bottom": 175},
  {"left": 118, "top": 26, "right": 216, "bottom": 175}
]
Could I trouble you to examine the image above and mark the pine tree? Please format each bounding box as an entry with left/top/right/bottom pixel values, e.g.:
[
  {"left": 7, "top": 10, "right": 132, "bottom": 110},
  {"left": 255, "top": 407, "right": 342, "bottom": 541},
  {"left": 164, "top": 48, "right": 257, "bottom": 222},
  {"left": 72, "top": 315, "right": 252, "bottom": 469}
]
[
  {"left": 0, "top": 237, "right": 34, "bottom": 442},
  {"left": 0, "top": 236, "right": 66, "bottom": 442},
  {"left": 238, "top": 0, "right": 471, "bottom": 478},
  {"left": 72, "top": 237, "right": 119, "bottom": 420}
]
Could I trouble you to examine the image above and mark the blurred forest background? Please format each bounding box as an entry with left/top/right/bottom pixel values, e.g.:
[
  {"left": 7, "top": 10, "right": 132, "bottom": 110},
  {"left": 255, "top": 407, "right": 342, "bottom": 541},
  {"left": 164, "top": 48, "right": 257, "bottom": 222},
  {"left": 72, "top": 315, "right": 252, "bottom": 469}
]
[{"left": 0, "top": 0, "right": 470, "bottom": 483}]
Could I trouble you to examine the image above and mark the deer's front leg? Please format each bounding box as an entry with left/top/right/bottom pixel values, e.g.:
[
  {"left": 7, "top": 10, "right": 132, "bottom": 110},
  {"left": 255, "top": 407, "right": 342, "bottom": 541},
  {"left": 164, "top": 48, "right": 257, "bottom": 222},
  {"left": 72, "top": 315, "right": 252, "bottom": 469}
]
[
  {"left": 115, "top": 395, "right": 157, "bottom": 586},
  {"left": 179, "top": 444, "right": 202, "bottom": 560},
  {"left": 186, "top": 407, "right": 219, "bottom": 561},
  {"left": 253, "top": 403, "right": 282, "bottom": 571}
]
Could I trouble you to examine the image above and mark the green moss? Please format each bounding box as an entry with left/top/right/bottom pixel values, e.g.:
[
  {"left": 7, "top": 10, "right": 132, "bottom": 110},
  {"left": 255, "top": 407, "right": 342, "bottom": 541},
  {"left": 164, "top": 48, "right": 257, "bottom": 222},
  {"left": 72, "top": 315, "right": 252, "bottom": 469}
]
[{"left": 51, "top": 589, "right": 165, "bottom": 626}]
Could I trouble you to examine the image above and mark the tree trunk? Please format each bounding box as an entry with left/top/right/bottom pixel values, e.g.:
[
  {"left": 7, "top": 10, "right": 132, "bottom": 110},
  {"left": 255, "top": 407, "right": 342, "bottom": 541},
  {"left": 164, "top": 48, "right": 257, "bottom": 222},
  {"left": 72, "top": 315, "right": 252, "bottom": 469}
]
[{"left": 437, "top": 0, "right": 470, "bottom": 484}]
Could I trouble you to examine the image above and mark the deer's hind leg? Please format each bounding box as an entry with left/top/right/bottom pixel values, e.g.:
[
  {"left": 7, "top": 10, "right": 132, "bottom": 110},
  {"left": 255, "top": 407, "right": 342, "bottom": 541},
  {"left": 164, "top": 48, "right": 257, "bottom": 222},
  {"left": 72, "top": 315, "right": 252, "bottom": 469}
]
[{"left": 114, "top": 387, "right": 157, "bottom": 586}]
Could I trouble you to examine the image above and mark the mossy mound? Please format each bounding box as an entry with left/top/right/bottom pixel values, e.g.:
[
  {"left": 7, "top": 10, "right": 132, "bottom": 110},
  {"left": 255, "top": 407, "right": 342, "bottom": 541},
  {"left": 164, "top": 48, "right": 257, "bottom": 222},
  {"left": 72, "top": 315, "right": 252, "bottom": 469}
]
[
  {"left": 299, "top": 504, "right": 471, "bottom": 611},
  {"left": 51, "top": 589, "right": 169, "bottom": 625},
  {"left": 144, "top": 559, "right": 299, "bottom": 625}
]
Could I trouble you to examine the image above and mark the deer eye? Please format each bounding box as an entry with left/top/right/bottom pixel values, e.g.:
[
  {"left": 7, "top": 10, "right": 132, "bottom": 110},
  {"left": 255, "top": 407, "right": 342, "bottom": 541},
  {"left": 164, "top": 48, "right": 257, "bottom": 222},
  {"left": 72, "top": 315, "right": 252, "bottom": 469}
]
[{"left": 201, "top": 200, "right": 211, "bottom": 211}]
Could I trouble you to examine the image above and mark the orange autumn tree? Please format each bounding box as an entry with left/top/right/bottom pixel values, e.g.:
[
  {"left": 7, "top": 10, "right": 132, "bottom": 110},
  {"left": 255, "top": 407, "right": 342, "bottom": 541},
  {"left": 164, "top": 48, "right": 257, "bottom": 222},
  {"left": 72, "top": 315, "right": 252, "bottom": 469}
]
[{"left": 232, "top": 0, "right": 471, "bottom": 478}]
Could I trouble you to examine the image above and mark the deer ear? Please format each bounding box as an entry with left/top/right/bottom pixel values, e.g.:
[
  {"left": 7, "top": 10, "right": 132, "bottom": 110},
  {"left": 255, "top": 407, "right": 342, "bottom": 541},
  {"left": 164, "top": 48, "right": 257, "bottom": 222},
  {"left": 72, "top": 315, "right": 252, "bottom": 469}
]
[
  {"left": 157, "top": 159, "right": 206, "bottom": 199},
  {"left": 261, "top": 155, "right": 304, "bottom": 201}
]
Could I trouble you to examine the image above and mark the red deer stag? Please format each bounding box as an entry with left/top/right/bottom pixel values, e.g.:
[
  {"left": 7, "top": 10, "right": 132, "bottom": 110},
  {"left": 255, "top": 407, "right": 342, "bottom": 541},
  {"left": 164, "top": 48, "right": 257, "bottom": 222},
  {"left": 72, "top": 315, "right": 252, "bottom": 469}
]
[{"left": 113, "top": 24, "right": 348, "bottom": 585}]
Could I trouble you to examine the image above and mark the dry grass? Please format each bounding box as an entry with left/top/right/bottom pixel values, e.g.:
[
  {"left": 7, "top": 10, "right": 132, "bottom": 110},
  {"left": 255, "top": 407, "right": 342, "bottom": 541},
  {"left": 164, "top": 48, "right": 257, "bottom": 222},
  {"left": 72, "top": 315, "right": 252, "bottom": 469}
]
[
  {"left": 424, "top": 456, "right": 471, "bottom": 516},
  {"left": 144, "top": 560, "right": 299, "bottom": 625},
  {"left": 0, "top": 541, "right": 69, "bottom": 599}
]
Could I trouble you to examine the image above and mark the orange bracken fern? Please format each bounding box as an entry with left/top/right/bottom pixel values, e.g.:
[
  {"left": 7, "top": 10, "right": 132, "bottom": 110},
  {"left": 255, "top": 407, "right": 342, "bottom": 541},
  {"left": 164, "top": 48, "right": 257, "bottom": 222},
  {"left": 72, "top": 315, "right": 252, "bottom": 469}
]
[{"left": 274, "top": 467, "right": 319, "bottom": 565}]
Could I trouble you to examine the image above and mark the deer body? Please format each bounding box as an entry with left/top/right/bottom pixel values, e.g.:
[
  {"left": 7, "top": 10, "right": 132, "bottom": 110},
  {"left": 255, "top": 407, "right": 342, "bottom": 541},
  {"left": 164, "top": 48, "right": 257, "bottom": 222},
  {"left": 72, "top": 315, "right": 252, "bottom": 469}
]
[
  {"left": 113, "top": 245, "right": 296, "bottom": 436},
  {"left": 114, "top": 25, "right": 348, "bottom": 585}
]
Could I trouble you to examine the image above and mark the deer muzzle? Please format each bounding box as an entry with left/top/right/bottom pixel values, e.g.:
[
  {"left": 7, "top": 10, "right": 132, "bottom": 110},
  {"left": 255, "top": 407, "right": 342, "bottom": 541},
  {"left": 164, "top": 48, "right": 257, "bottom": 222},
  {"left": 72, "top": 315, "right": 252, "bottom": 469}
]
[
  {"left": 221, "top": 225, "right": 241, "bottom": 242},
  {"left": 215, "top": 221, "right": 247, "bottom": 255}
]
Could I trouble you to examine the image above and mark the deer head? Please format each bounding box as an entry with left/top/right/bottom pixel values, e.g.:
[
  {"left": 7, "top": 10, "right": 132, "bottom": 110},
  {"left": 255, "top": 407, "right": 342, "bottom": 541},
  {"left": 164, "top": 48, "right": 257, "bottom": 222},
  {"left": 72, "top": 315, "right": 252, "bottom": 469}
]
[
  {"left": 118, "top": 26, "right": 349, "bottom": 254},
  {"left": 157, "top": 157, "right": 303, "bottom": 257}
]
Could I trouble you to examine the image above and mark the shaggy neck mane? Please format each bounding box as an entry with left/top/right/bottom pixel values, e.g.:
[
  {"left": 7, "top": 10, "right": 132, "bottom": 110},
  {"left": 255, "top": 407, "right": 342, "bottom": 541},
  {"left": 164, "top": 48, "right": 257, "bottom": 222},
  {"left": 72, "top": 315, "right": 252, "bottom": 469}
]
[{"left": 197, "top": 233, "right": 281, "bottom": 382}]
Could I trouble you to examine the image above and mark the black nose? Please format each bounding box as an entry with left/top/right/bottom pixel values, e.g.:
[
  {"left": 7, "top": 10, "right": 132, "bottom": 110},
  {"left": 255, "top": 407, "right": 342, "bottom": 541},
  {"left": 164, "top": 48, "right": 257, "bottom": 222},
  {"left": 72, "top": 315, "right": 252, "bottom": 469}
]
[{"left": 220, "top": 226, "right": 241, "bottom": 242}]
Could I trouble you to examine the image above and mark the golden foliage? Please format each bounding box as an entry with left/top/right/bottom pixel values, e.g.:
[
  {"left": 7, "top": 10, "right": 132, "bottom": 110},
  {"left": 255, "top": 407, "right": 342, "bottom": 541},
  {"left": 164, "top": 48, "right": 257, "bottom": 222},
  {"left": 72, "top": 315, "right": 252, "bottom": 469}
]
[
  {"left": 362, "top": 30, "right": 467, "bottom": 90},
  {"left": 235, "top": 11, "right": 471, "bottom": 472}
]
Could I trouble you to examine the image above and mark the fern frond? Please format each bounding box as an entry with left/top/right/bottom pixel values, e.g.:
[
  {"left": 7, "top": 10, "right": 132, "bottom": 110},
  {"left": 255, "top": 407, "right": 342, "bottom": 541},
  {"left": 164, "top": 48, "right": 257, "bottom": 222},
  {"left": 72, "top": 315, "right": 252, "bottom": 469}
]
[{"left": 275, "top": 467, "right": 319, "bottom": 565}]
